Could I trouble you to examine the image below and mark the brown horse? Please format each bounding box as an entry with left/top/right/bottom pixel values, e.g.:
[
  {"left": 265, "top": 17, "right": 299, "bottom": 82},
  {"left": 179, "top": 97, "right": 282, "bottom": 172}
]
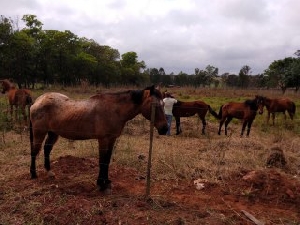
[
  {"left": 261, "top": 96, "right": 296, "bottom": 125},
  {"left": 173, "top": 101, "right": 220, "bottom": 135},
  {"left": 217, "top": 96, "right": 264, "bottom": 137},
  {"left": 0, "top": 79, "right": 33, "bottom": 121},
  {"left": 29, "top": 85, "right": 168, "bottom": 192}
]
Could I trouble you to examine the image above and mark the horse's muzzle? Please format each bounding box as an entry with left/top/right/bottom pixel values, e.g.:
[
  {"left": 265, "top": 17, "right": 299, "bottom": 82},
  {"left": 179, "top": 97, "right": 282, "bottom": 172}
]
[{"left": 158, "top": 125, "right": 168, "bottom": 135}]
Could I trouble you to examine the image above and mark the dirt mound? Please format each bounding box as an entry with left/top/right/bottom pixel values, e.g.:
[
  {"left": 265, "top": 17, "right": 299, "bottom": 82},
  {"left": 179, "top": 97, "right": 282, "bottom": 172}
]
[{"left": 240, "top": 169, "right": 300, "bottom": 204}]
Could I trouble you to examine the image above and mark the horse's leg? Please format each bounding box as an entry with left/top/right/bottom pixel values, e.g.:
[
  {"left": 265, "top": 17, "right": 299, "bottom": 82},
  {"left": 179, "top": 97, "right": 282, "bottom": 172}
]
[
  {"left": 272, "top": 113, "right": 275, "bottom": 125},
  {"left": 246, "top": 120, "right": 253, "bottom": 137},
  {"left": 266, "top": 112, "right": 270, "bottom": 124},
  {"left": 201, "top": 117, "right": 206, "bottom": 135},
  {"left": 30, "top": 130, "right": 47, "bottom": 179},
  {"left": 15, "top": 105, "right": 19, "bottom": 121},
  {"left": 224, "top": 117, "right": 232, "bottom": 136},
  {"left": 19, "top": 105, "right": 27, "bottom": 123},
  {"left": 97, "top": 138, "right": 115, "bottom": 192},
  {"left": 44, "top": 131, "right": 59, "bottom": 177},
  {"left": 218, "top": 118, "right": 225, "bottom": 135},
  {"left": 288, "top": 110, "right": 294, "bottom": 120},
  {"left": 9, "top": 105, "right": 13, "bottom": 120},
  {"left": 175, "top": 117, "right": 181, "bottom": 135}
]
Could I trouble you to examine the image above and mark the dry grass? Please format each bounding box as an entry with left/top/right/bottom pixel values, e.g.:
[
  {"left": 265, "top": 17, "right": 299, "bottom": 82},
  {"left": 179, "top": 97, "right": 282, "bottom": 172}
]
[{"left": 1, "top": 86, "right": 300, "bottom": 224}]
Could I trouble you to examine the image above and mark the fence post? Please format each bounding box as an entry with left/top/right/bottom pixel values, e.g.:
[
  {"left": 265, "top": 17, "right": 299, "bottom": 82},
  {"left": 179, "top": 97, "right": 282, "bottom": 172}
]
[{"left": 145, "top": 99, "right": 156, "bottom": 198}]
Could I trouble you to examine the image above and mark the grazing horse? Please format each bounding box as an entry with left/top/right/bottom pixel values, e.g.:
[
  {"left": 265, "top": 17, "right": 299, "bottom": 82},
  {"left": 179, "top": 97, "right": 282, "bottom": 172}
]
[
  {"left": 217, "top": 96, "right": 264, "bottom": 137},
  {"left": 261, "top": 96, "right": 296, "bottom": 125},
  {"left": 0, "top": 79, "right": 33, "bottom": 121},
  {"left": 29, "top": 85, "right": 168, "bottom": 192},
  {"left": 173, "top": 101, "right": 220, "bottom": 135}
]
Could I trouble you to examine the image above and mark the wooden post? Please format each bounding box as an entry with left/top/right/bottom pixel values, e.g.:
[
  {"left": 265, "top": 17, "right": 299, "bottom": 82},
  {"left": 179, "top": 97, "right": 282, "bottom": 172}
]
[{"left": 146, "top": 100, "right": 156, "bottom": 198}]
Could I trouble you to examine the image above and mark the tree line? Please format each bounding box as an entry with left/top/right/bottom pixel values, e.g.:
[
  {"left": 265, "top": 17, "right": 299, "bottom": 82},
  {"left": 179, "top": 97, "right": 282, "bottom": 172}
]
[{"left": 1, "top": 15, "right": 300, "bottom": 92}]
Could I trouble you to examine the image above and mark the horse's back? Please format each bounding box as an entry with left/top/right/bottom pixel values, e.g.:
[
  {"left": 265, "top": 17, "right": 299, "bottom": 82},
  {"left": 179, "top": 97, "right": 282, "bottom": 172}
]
[
  {"left": 173, "top": 100, "right": 208, "bottom": 117},
  {"left": 222, "top": 102, "right": 249, "bottom": 119},
  {"left": 30, "top": 92, "right": 71, "bottom": 121},
  {"left": 31, "top": 92, "right": 69, "bottom": 110},
  {"left": 270, "top": 98, "right": 295, "bottom": 113},
  {"left": 30, "top": 92, "right": 98, "bottom": 139}
]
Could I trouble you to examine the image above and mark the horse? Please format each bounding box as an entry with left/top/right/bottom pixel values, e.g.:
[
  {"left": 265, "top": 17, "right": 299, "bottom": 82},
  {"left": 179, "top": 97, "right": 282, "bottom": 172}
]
[
  {"left": 261, "top": 96, "right": 296, "bottom": 125},
  {"left": 29, "top": 85, "right": 168, "bottom": 193},
  {"left": 217, "top": 95, "right": 264, "bottom": 137},
  {"left": 0, "top": 79, "right": 33, "bottom": 122},
  {"left": 161, "top": 91, "right": 219, "bottom": 135},
  {"left": 173, "top": 100, "right": 220, "bottom": 135}
]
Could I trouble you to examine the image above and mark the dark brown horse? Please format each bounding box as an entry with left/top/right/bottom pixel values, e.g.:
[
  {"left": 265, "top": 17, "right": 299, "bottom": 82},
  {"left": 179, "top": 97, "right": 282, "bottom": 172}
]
[
  {"left": 261, "top": 96, "right": 296, "bottom": 125},
  {"left": 0, "top": 79, "right": 33, "bottom": 121},
  {"left": 217, "top": 96, "right": 264, "bottom": 137},
  {"left": 29, "top": 85, "right": 168, "bottom": 193},
  {"left": 173, "top": 101, "right": 219, "bottom": 135}
]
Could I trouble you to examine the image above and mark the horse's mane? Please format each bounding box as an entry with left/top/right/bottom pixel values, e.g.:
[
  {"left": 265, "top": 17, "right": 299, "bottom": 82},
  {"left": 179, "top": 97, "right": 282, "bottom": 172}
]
[
  {"left": 90, "top": 87, "right": 160, "bottom": 105},
  {"left": 244, "top": 99, "right": 258, "bottom": 110}
]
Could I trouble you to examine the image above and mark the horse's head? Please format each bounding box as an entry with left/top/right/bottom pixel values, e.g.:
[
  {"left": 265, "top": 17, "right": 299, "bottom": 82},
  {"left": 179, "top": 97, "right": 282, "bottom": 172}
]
[
  {"left": 255, "top": 95, "right": 265, "bottom": 115},
  {"left": 141, "top": 85, "right": 168, "bottom": 135},
  {"left": 0, "top": 79, "right": 13, "bottom": 94}
]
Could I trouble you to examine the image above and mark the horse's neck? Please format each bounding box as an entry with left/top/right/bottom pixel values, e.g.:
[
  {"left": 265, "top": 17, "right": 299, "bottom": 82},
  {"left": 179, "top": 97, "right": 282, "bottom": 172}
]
[
  {"left": 93, "top": 94, "right": 141, "bottom": 121},
  {"left": 264, "top": 98, "right": 271, "bottom": 108},
  {"left": 122, "top": 101, "right": 141, "bottom": 121}
]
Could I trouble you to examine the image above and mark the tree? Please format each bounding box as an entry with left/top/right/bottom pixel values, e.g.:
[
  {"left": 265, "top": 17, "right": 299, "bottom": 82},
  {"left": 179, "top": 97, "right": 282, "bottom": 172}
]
[
  {"left": 205, "top": 65, "right": 218, "bottom": 86},
  {"left": 21, "top": 14, "right": 44, "bottom": 87},
  {"left": 238, "top": 65, "right": 251, "bottom": 88},
  {"left": 158, "top": 67, "right": 165, "bottom": 75},
  {"left": 149, "top": 68, "right": 160, "bottom": 84},
  {"left": 6, "top": 30, "right": 35, "bottom": 87},
  {"left": 120, "top": 51, "right": 148, "bottom": 85},
  {"left": 0, "top": 16, "right": 14, "bottom": 78},
  {"left": 82, "top": 39, "right": 120, "bottom": 86},
  {"left": 264, "top": 57, "right": 295, "bottom": 94},
  {"left": 222, "top": 74, "right": 239, "bottom": 87},
  {"left": 289, "top": 58, "right": 300, "bottom": 92}
]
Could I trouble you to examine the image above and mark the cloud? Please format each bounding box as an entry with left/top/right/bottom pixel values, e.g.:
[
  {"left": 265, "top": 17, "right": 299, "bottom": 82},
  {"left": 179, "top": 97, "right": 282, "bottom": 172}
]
[{"left": 1, "top": 0, "right": 299, "bottom": 75}]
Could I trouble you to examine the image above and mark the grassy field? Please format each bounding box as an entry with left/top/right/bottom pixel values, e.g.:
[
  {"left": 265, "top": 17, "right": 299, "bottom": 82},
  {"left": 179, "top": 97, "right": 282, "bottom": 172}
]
[
  {"left": 1, "top": 85, "right": 300, "bottom": 182},
  {"left": 0, "top": 86, "right": 300, "bottom": 224}
]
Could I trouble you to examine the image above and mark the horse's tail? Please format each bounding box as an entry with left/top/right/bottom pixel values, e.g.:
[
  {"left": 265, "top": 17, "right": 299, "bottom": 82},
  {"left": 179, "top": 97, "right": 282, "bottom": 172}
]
[{"left": 208, "top": 105, "right": 220, "bottom": 120}]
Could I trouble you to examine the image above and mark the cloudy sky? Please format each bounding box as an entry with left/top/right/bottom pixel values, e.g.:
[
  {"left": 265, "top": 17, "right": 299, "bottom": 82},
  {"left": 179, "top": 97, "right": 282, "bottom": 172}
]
[{"left": 1, "top": 0, "right": 299, "bottom": 75}]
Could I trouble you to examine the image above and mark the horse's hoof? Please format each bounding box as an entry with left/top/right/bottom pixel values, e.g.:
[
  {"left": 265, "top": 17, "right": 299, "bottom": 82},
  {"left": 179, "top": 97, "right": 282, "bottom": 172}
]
[
  {"left": 31, "top": 174, "right": 37, "bottom": 179},
  {"left": 48, "top": 171, "right": 56, "bottom": 178},
  {"left": 103, "top": 186, "right": 112, "bottom": 195},
  {"left": 97, "top": 179, "right": 112, "bottom": 193},
  {"left": 99, "top": 183, "right": 112, "bottom": 194},
  {"left": 30, "top": 171, "right": 37, "bottom": 179}
]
